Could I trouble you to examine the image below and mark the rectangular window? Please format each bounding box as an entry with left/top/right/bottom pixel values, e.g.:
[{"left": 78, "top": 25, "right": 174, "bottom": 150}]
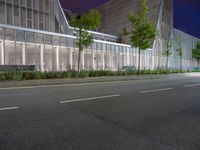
[
  {"left": 0, "top": 2, "right": 5, "bottom": 14},
  {"left": 33, "top": 11, "right": 38, "bottom": 29},
  {"left": 39, "top": 12, "right": 44, "bottom": 22},
  {"left": 6, "top": 4, "right": 13, "bottom": 25},
  {"left": 45, "top": 0, "right": 49, "bottom": 12},
  {"left": 27, "top": 9, "right": 32, "bottom": 19},
  {"left": 26, "top": 32, "right": 35, "bottom": 43},
  {"left": 14, "top": 0, "right": 19, "bottom": 5},
  {"left": 44, "top": 45, "right": 53, "bottom": 71},
  {"left": 53, "top": 36, "right": 59, "bottom": 46},
  {"left": 0, "top": 2, "right": 5, "bottom": 24},
  {"left": 45, "top": 14, "right": 49, "bottom": 31},
  {"left": 39, "top": 0, "right": 44, "bottom": 11},
  {"left": 66, "top": 37, "right": 73, "bottom": 47},
  {"left": 60, "top": 37, "right": 67, "bottom": 47},
  {"left": 45, "top": 34, "right": 52, "bottom": 45},
  {"left": 21, "top": 8, "right": 26, "bottom": 27},
  {"left": 26, "top": 44, "right": 40, "bottom": 69},
  {"left": 27, "top": 20, "right": 32, "bottom": 28},
  {"left": 39, "top": 12, "right": 44, "bottom": 30},
  {"left": 14, "top": 6, "right": 19, "bottom": 17},
  {"left": 27, "top": 0, "right": 32, "bottom": 8},
  {"left": 5, "top": 29, "right": 15, "bottom": 41},
  {"left": 39, "top": 23, "right": 44, "bottom": 30},
  {"left": 27, "top": 9, "right": 32, "bottom": 28},
  {"left": 97, "top": 43, "right": 102, "bottom": 51},
  {"left": 0, "top": 28, "right": 3, "bottom": 40},
  {"left": 14, "top": 6, "right": 20, "bottom": 26},
  {"left": 16, "top": 30, "right": 25, "bottom": 42},
  {"left": 15, "top": 43, "right": 22, "bottom": 65},
  {"left": 49, "top": 15, "right": 55, "bottom": 32},
  {"left": 35, "top": 33, "right": 44, "bottom": 44},
  {"left": 6, "top": 0, "right": 12, "bottom": 3},
  {"left": 55, "top": 17, "right": 59, "bottom": 33},
  {"left": 33, "top": 0, "right": 39, "bottom": 10},
  {"left": 5, "top": 42, "right": 16, "bottom": 65},
  {"left": 20, "top": 0, "right": 26, "bottom": 6}
]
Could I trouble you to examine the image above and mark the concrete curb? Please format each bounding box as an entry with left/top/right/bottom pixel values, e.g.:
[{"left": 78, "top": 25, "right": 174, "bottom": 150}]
[{"left": 0, "top": 73, "right": 192, "bottom": 88}]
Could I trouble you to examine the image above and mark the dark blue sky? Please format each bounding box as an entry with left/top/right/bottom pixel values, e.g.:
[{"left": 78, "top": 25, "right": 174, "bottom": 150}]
[{"left": 60, "top": 0, "right": 200, "bottom": 39}]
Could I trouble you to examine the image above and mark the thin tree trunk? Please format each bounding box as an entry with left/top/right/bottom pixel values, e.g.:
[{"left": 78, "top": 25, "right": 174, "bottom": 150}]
[
  {"left": 76, "top": 29, "right": 82, "bottom": 79},
  {"left": 77, "top": 48, "right": 81, "bottom": 72},
  {"left": 166, "top": 55, "right": 169, "bottom": 70},
  {"left": 180, "top": 56, "right": 182, "bottom": 72},
  {"left": 198, "top": 59, "right": 200, "bottom": 70},
  {"left": 137, "top": 48, "right": 141, "bottom": 76}
]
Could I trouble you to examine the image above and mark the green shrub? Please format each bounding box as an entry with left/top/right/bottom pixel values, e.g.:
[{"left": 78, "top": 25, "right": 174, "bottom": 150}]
[
  {"left": 0, "top": 68, "right": 197, "bottom": 81},
  {"left": 0, "top": 72, "right": 6, "bottom": 81}
]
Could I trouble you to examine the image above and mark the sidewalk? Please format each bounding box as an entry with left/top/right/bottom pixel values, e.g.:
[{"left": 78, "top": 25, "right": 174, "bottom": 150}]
[{"left": 0, "top": 73, "right": 194, "bottom": 88}]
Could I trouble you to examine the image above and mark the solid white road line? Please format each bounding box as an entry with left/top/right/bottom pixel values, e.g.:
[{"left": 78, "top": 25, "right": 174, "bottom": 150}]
[
  {"left": 0, "top": 106, "right": 19, "bottom": 111},
  {"left": 60, "top": 94, "right": 120, "bottom": 104},
  {"left": 0, "top": 81, "right": 130, "bottom": 91},
  {"left": 140, "top": 88, "right": 174, "bottom": 94},
  {"left": 184, "top": 83, "right": 200, "bottom": 88}
]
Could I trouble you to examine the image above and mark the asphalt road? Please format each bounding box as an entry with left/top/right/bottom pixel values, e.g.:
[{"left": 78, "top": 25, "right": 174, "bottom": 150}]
[{"left": 1, "top": 75, "right": 200, "bottom": 150}]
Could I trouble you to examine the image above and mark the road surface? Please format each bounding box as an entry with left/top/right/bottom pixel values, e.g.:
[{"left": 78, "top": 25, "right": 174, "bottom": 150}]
[{"left": 1, "top": 75, "right": 200, "bottom": 150}]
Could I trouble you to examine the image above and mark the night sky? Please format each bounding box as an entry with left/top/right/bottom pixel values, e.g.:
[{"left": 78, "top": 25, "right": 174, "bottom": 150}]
[{"left": 60, "top": 0, "right": 200, "bottom": 39}]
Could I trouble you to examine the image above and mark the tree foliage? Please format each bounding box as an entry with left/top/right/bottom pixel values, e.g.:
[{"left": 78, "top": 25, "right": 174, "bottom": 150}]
[
  {"left": 70, "top": 9, "right": 102, "bottom": 73},
  {"left": 71, "top": 9, "right": 102, "bottom": 31},
  {"left": 192, "top": 41, "right": 200, "bottom": 68},
  {"left": 123, "top": 0, "right": 156, "bottom": 74}
]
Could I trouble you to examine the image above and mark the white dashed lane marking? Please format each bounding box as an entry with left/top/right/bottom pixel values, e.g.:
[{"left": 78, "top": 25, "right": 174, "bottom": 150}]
[
  {"left": 0, "top": 106, "right": 19, "bottom": 111},
  {"left": 184, "top": 83, "right": 200, "bottom": 88},
  {"left": 140, "top": 88, "right": 174, "bottom": 94},
  {"left": 60, "top": 94, "right": 120, "bottom": 104}
]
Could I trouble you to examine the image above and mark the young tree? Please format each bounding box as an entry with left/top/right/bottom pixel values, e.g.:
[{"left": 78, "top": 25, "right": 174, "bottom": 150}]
[
  {"left": 70, "top": 9, "right": 102, "bottom": 74},
  {"left": 123, "top": 0, "right": 156, "bottom": 75},
  {"left": 192, "top": 41, "right": 200, "bottom": 69},
  {"left": 162, "top": 39, "right": 172, "bottom": 70},
  {"left": 176, "top": 36, "right": 183, "bottom": 72}
]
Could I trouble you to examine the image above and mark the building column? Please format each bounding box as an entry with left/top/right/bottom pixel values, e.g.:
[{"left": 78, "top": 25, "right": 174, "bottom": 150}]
[
  {"left": 40, "top": 45, "right": 44, "bottom": 72},
  {"left": 92, "top": 50, "right": 95, "bottom": 70},
  {"left": 81, "top": 51, "right": 85, "bottom": 70},
  {"left": 69, "top": 48, "right": 73, "bottom": 70},
  {"left": 0, "top": 40, "right": 4, "bottom": 65},
  {"left": 56, "top": 47, "right": 59, "bottom": 71},
  {"left": 102, "top": 51, "right": 105, "bottom": 70},
  {"left": 22, "top": 43, "right": 26, "bottom": 65}
]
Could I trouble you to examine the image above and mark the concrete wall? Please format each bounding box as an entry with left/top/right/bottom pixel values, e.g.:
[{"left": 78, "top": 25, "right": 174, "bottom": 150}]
[
  {"left": 172, "top": 29, "right": 200, "bottom": 70},
  {"left": 96, "top": 0, "right": 166, "bottom": 43}
]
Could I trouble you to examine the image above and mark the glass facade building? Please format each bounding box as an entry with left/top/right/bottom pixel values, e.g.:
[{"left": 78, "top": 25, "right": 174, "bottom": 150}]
[{"left": 0, "top": 0, "right": 199, "bottom": 72}]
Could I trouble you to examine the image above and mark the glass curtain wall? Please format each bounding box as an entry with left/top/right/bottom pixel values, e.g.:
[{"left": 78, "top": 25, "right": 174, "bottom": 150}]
[
  {"left": 0, "top": 26, "right": 199, "bottom": 71},
  {"left": 0, "top": 0, "right": 69, "bottom": 34}
]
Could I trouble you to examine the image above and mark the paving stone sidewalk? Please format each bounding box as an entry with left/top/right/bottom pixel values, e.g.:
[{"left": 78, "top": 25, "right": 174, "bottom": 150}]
[{"left": 0, "top": 73, "right": 194, "bottom": 88}]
